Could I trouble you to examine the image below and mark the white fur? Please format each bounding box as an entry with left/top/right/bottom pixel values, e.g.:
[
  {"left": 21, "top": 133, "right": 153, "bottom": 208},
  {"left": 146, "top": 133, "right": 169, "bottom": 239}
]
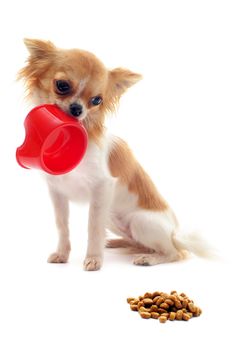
[
  {"left": 45, "top": 133, "right": 179, "bottom": 268},
  {"left": 46, "top": 136, "right": 116, "bottom": 270},
  {"left": 172, "top": 231, "right": 216, "bottom": 259},
  {"left": 46, "top": 133, "right": 211, "bottom": 269}
]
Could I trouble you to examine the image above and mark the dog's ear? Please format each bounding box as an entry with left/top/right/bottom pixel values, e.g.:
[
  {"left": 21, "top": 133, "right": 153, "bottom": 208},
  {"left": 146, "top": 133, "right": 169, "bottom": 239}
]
[
  {"left": 17, "top": 39, "right": 56, "bottom": 87},
  {"left": 24, "top": 38, "right": 56, "bottom": 59},
  {"left": 108, "top": 68, "right": 142, "bottom": 97},
  {"left": 105, "top": 68, "right": 142, "bottom": 112}
]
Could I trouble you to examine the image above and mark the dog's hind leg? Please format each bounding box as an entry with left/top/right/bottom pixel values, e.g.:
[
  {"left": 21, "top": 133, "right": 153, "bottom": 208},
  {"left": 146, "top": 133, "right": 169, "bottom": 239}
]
[
  {"left": 129, "top": 210, "right": 181, "bottom": 266},
  {"left": 106, "top": 238, "right": 134, "bottom": 248}
]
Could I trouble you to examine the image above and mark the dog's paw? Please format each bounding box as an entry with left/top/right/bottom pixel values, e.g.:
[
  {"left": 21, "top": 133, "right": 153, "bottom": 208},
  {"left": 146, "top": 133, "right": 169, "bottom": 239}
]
[
  {"left": 83, "top": 256, "right": 102, "bottom": 271},
  {"left": 47, "top": 252, "right": 69, "bottom": 263},
  {"left": 133, "top": 254, "right": 152, "bottom": 266}
]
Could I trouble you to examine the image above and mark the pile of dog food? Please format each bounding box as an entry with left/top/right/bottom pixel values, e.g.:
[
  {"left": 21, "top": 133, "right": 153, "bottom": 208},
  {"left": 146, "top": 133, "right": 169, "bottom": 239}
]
[{"left": 127, "top": 290, "right": 202, "bottom": 323}]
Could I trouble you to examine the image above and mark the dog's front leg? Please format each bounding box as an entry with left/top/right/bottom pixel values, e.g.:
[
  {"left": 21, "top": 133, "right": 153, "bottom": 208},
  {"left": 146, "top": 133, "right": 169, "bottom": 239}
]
[
  {"left": 47, "top": 188, "right": 71, "bottom": 263},
  {"left": 84, "top": 178, "right": 114, "bottom": 271}
]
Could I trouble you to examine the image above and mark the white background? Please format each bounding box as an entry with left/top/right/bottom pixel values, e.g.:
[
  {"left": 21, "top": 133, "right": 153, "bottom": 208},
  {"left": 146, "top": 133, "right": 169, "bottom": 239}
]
[{"left": 1, "top": 0, "right": 233, "bottom": 349}]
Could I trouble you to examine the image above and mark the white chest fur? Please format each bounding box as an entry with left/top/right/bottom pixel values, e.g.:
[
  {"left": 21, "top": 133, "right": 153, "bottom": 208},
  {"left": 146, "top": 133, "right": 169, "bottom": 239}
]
[{"left": 45, "top": 140, "right": 112, "bottom": 202}]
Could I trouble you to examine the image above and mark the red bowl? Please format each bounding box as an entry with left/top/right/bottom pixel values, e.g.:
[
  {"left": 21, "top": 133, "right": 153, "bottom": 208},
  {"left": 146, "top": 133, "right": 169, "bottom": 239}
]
[{"left": 16, "top": 104, "right": 88, "bottom": 175}]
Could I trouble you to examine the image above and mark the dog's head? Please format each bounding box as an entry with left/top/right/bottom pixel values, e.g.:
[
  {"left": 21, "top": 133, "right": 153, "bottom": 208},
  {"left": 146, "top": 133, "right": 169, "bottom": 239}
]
[{"left": 18, "top": 39, "right": 142, "bottom": 141}]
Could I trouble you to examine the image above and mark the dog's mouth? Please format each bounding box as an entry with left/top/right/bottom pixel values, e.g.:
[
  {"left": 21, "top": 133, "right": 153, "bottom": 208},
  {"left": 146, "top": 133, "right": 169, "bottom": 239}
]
[
  {"left": 55, "top": 103, "right": 87, "bottom": 122},
  {"left": 68, "top": 112, "right": 87, "bottom": 122}
]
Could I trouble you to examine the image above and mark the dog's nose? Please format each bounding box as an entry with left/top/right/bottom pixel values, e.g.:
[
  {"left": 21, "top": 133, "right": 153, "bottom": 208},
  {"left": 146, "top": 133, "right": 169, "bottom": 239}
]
[{"left": 69, "top": 103, "right": 83, "bottom": 117}]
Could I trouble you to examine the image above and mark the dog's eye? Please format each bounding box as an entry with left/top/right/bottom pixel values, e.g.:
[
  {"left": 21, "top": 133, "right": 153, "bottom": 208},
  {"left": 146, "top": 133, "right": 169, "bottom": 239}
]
[
  {"left": 55, "top": 80, "right": 71, "bottom": 95},
  {"left": 90, "top": 96, "right": 103, "bottom": 106}
]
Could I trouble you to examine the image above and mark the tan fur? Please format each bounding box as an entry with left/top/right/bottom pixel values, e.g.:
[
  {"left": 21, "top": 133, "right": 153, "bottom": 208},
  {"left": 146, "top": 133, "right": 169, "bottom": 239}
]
[
  {"left": 18, "top": 39, "right": 141, "bottom": 145},
  {"left": 109, "top": 138, "right": 168, "bottom": 211}
]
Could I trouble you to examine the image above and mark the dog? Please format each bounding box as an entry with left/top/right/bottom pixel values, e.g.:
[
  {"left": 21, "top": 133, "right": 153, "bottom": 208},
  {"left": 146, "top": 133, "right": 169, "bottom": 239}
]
[{"left": 18, "top": 39, "right": 211, "bottom": 270}]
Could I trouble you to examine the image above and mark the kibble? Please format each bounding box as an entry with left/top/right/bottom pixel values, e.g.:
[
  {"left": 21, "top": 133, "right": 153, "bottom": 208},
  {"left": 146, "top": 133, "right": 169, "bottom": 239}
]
[
  {"left": 188, "top": 302, "right": 196, "bottom": 313},
  {"left": 156, "top": 297, "right": 164, "bottom": 306},
  {"left": 151, "top": 312, "right": 160, "bottom": 319},
  {"left": 169, "top": 312, "right": 176, "bottom": 321},
  {"left": 159, "top": 316, "right": 167, "bottom": 323},
  {"left": 130, "top": 304, "right": 138, "bottom": 311},
  {"left": 160, "top": 302, "right": 169, "bottom": 309},
  {"left": 175, "top": 300, "right": 182, "bottom": 309},
  {"left": 176, "top": 310, "right": 183, "bottom": 320},
  {"left": 144, "top": 292, "right": 153, "bottom": 299},
  {"left": 127, "top": 297, "right": 134, "bottom": 303},
  {"left": 140, "top": 311, "right": 151, "bottom": 319},
  {"left": 182, "top": 313, "right": 191, "bottom": 321},
  {"left": 137, "top": 301, "right": 144, "bottom": 308},
  {"left": 150, "top": 305, "right": 158, "bottom": 312},
  {"left": 139, "top": 306, "right": 150, "bottom": 313},
  {"left": 158, "top": 308, "right": 167, "bottom": 314},
  {"left": 143, "top": 298, "right": 153, "bottom": 306},
  {"left": 165, "top": 299, "right": 174, "bottom": 306},
  {"left": 127, "top": 290, "right": 202, "bottom": 324}
]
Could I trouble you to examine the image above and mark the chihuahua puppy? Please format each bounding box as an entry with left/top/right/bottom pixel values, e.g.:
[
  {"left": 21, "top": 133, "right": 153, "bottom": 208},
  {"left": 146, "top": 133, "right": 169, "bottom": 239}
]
[{"left": 18, "top": 39, "right": 210, "bottom": 270}]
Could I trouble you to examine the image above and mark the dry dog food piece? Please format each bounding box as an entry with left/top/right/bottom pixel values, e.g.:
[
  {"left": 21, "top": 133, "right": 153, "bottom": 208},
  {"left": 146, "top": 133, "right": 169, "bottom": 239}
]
[
  {"left": 155, "top": 297, "right": 165, "bottom": 306},
  {"left": 143, "top": 298, "right": 153, "bottom": 306},
  {"left": 139, "top": 306, "right": 150, "bottom": 313},
  {"left": 188, "top": 302, "right": 196, "bottom": 313},
  {"left": 130, "top": 304, "right": 138, "bottom": 311},
  {"left": 144, "top": 292, "right": 153, "bottom": 299},
  {"left": 160, "top": 302, "right": 169, "bottom": 309},
  {"left": 127, "top": 297, "right": 135, "bottom": 303},
  {"left": 176, "top": 310, "right": 183, "bottom": 320},
  {"left": 127, "top": 290, "right": 202, "bottom": 324},
  {"left": 169, "top": 312, "right": 176, "bottom": 321},
  {"left": 194, "top": 307, "right": 202, "bottom": 317},
  {"left": 171, "top": 290, "right": 177, "bottom": 295},
  {"left": 165, "top": 299, "right": 174, "bottom": 306},
  {"left": 159, "top": 316, "right": 167, "bottom": 323},
  {"left": 140, "top": 311, "right": 151, "bottom": 319},
  {"left": 150, "top": 305, "right": 158, "bottom": 312},
  {"left": 174, "top": 300, "right": 182, "bottom": 309},
  {"left": 138, "top": 301, "right": 144, "bottom": 308},
  {"left": 182, "top": 313, "right": 191, "bottom": 321}
]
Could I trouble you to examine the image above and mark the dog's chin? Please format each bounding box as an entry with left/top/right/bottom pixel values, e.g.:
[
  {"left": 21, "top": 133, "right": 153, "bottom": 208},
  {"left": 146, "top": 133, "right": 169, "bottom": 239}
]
[{"left": 67, "top": 112, "right": 88, "bottom": 122}]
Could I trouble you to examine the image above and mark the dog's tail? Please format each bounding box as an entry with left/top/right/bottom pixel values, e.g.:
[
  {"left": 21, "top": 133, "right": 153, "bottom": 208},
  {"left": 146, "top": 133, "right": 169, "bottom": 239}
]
[{"left": 172, "top": 230, "right": 218, "bottom": 259}]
